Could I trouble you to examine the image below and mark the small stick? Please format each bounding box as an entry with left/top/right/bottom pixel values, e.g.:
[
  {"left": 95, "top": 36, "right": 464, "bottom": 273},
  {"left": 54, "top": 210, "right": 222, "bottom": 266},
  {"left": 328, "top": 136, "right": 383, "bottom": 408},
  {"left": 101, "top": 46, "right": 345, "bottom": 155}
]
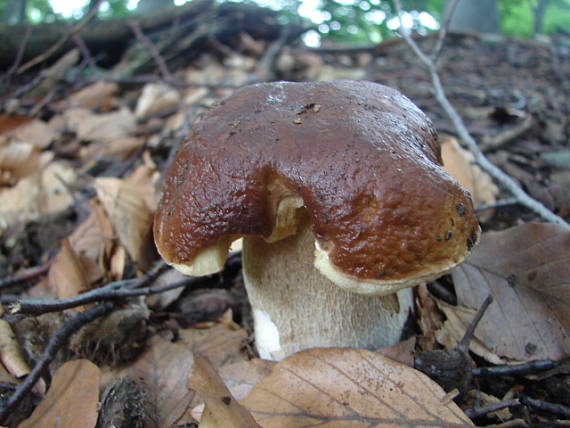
[
  {"left": 2, "top": 275, "right": 203, "bottom": 316},
  {"left": 431, "top": 0, "right": 460, "bottom": 63},
  {"left": 464, "top": 399, "right": 521, "bottom": 419},
  {"left": 393, "top": 0, "right": 570, "bottom": 229},
  {"left": 475, "top": 198, "right": 519, "bottom": 213},
  {"left": 0, "top": 302, "right": 115, "bottom": 424},
  {"left": 128, "top": 20, "right": 173, "bottom": 81},
  {"left": 0, "top": 261, "right": 53, "bottom": 291},
  {"left": 473, "top": 360, "right": 555, "bottom": 377},
  {"left": 520, "top": 396, "right": 570, "bottom": 419},
  {"left": 459, "top": 295, "right": 493, "bottom": 352}
]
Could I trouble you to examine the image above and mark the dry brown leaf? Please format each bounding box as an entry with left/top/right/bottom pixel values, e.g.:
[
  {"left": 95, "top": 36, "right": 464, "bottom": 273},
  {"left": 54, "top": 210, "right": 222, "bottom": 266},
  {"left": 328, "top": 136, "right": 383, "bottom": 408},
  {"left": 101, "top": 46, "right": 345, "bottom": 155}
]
[
  {"left": 376, "top": 336, "right": 416, "bottom": 367},
  {"left": 0, "top": 114, "right": 32, "bottom": 135},
  {"left": 6, "top": 119, "right": 58, "bottom": 149},
  {"left": 123, "top": 335, "right": 196, "bottom": 428},
  {"left": 241, "top": 347, "right": 473, "bottom": 427},
  {"left": 416, "top": 284, "right": 446, "bottom": 351},
  {"left": 135, "top": 83, "right": 180, "bottom": 119},
  {"left": 79, "top": 136, "right": 144, "bottom": 160},
  {"left": 218, "top": 358, "right": 276, "bottom": 401},
  {"left": 68, "top": 80, "right": 119, "bottom": 110},
  {"left": 188, "top": 356, "right": 262, "bottom": 428},
  {"left": 19, "top": 359, "right": 100, "bottom": 428},
  {"left": 450, "top": 223, "right": 570, "bottom": 362},
  {"left": 0, "top": 141, "right": 42, "bottom": 185},
  {"left": 94, "top": 177, "right": 154, "bottom": 265},
  {"left": 0, "top": 306, "right": 30, "bottom": 378},
  {"left": 0, "top": 159, "right": 75, "bottom": 229},
  {"left": 178, "top": 313, "right": 249, "bottom": 368},
  {"left": 64, "top": 107, "right": 136, "bottom": 142},
  {"left": 48, "top": 239, "right": 93, "bottom": 301},
  {"left": 441, "top": 135, "right": 498, "bottom": 208}
]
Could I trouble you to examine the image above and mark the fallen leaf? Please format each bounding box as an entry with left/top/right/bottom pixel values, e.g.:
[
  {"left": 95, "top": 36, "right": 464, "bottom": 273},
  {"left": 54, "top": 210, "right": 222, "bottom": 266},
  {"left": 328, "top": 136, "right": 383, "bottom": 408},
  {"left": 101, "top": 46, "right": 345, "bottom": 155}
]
[
  {"left": 376, "top": 336, "right": 416, "bottom": 367},
  {"left": 123, "top": 335, "right": 196, "bottom": 428},
  {"left": 79, "top": 136, "right": 144, "bottom": 160},
  {"left": 64, "top": 107, "right": 136, "bottom": 142},
  {"left": 48, "top": 239, "right": 96, "bottom": 301},
  {"left": 218, "top": 358, "right": 276, "bottom": 401},
  {"left": 451, "top": 223, "right": 570, "bottom": 362},
  {"left": 135, "top": 83, "right": 180, "bottom": 119},
  {"left": 0, "top": 306, "right": 31, "bottom": 378},
  {"left": 188, "top": 356, "right": 262, "bottom": 428},
  {"left": 19, "top": 359, "right": 100, "bottom": 428},
  {"left": 0, "top": 141, "right": 42, "bottom": 185},
  {"left": 0, "top": 159, "right": 75, "bottom": 229},
  {"left": 68, "top": 80, "right": 119, "bottom": 111},
  {"left": 416, "top": 284, "right": 446, "bottom": 351},
  {"left": 441, "top": 135, "right": 498, "bottom": 209},
  {"left": 178, "top": 313, "right": 249, "bottom": 368},
  {"left": 6, "top": 119, "right": 58, "bottom": 149},
  {"left": 241, "top": 347, "right": 473, "bottom": 427},
  {"left": 94, "top": 177, "right": 154, "bottom": 265}
]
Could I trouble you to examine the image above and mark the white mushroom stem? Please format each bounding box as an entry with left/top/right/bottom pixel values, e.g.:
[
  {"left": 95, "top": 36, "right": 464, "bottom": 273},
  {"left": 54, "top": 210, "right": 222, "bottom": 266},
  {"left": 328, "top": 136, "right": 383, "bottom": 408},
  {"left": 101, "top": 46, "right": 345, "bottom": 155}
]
[{"left": 242, "top": 213, "right": 414, "bottom": 361}]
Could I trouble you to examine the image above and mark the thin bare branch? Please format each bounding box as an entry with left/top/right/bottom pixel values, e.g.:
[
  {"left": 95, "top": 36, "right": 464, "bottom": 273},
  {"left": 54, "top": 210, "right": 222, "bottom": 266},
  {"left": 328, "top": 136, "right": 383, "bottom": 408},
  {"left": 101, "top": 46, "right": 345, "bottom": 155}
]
[
  {"left": 432, "top": 0, "right": 460, "bottom": 63},
  {"left": 394, "top": 0, "right": 570, "bottom": 229}
]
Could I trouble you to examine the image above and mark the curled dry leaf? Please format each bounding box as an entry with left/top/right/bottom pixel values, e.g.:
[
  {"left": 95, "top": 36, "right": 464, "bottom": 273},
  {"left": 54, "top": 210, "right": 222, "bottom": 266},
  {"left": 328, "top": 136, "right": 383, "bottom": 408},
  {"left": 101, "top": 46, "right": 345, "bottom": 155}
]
[
  {"left": 441, "top": 135, "right": 498, "bottom": 209},
  {"left": 450, "top": 223, "right": 570, "bottom": 362},
  {"left": 0, "top": 141, "right": 42, "bottom": 186},
  {"left": 64, "top": 107, "right": 136, "bottom": 142},
  {"left": 5, "top": 119, "right": 58, "bottom": 149},
  {"left": 188, "top": 356, "right": 262, "bottom": 428},
  {"left": 94, "top": 177, "right": 154, "bottom": 265},
  {"left": 0, "top": 306, "right": 31, "bottom": 378},
  {"left": 135, "top": 83, "right": 180, "bottom": 119},
  {"left": 0, "top": 159, "right": 75, "bottom": 229},
  {"left": 19, "top": 359, "right": 101, "bottom": 428},
  {"left": 48, "top": 239, "right": 100, "bottom": 301},
  {"left": 241, "top": 347, "right": 473, "bottom": 427},
  {"left": 68, "top": 80, "right": 119, "bottom": 111},
  {"left": 120, "top": 335, "right": 196, "bottom": 428}
]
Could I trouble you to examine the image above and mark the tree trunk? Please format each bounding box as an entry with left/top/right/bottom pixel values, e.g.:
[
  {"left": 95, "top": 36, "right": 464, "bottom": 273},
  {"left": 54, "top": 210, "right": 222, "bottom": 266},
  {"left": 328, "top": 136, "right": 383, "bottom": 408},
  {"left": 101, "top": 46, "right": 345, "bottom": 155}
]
[
  {"left": 446, "top": 0, "right": 500, "bottom": 34},
  {"left": 533, "top": 0, "right": 550, "bottom": 36},
  {"left": 2, "top": 0, "right": 27, "bottom": 25},
  {"left": 137, "top": 0, "right": 174, "bottom": 13}
]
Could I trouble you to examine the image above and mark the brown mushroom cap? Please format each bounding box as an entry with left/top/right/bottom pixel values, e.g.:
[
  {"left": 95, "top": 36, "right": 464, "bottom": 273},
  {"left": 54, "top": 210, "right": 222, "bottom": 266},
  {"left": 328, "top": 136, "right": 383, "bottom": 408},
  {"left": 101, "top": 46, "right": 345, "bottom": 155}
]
[{"left": 154, "top": 80, "right": 480, "bottom": 295}]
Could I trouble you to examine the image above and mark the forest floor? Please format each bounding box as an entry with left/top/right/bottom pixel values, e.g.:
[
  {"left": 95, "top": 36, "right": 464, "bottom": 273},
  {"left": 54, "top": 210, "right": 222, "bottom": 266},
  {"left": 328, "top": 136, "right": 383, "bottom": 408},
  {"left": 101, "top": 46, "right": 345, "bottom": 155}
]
[{"left": 0, "top": 3, "right": 569, "bottom": 427}]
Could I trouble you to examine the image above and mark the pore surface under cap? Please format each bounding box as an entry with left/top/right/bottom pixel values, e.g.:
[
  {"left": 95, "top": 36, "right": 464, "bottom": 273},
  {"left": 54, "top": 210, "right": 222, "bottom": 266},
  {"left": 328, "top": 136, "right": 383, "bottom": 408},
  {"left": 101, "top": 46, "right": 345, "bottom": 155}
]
[{"left": 154, "top": 80, "right": 479, "bottom": 282}]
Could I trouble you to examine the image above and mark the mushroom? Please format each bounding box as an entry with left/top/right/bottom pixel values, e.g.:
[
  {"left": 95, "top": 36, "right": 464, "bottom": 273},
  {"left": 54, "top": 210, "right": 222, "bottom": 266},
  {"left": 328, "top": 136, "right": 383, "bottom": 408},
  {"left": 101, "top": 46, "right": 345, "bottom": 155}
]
[{"left": 154, "top": 80, "right": 480, "bottom": 361}]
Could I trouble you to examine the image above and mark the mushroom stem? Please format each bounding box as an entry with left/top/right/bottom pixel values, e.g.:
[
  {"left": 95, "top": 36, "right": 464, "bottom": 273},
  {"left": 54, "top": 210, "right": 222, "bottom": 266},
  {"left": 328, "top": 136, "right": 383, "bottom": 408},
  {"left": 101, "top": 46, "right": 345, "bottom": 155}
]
[{"left": 242, "top": 212, "right": 414, "bottom": 361}]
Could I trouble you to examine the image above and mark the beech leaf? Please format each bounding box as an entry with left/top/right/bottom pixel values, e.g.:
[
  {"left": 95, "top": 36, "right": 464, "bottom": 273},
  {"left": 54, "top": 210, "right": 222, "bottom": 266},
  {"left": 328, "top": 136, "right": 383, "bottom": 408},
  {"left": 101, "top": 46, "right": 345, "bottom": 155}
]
[
  {"left": 242, "top": 347, "right": 473, "bottom": 427},
  {"left": 451, "top": 223, "right": 570, "bottom": 361},
  {"left": 19, "top": 359, "right": 100, "bottom": 428}
]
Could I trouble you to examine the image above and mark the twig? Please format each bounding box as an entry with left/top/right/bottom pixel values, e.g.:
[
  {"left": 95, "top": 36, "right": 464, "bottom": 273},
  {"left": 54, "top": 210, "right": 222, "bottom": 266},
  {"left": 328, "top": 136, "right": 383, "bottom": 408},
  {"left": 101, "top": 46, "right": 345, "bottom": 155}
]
[
  {"left": 17, "top": 0, "right": 104, "bottom": 74},
  {"left": 459, "top": 295, "right": 493, "bottom": 351},
  {"left": 0, "top": 302, "right": 115, "bottom": 424},
  {"left": 520, "top": 396, "right": 570, "bottom": 419},
  {"left": 473, "top": 360, "right": 555, "bottom": 377},
  {"left": 431, "top": 0, "right": 460, "bottom": 63},
  {"left": 128, "top": 20, "right": 173, "bottom": 81},
  {"left": 464, "top": 399, "right": 521, "bottom": 419},
  {"left": 475, "top": 198, "right": 519, "bottom": 213},
  {"left": 394, "top": 0, "right": 570, "bottom": 229},
  {"left": 0, "top": 261, "right": 53, "bottom": 291},
  {"left": 71, "top": 31, "right": 98, "bottom": 71},
  {"left": 2, "top": 275, "right": 203, "bottom": 316},
  {"left": 0, "top": 23, "right": 32, "bottom": 84}
]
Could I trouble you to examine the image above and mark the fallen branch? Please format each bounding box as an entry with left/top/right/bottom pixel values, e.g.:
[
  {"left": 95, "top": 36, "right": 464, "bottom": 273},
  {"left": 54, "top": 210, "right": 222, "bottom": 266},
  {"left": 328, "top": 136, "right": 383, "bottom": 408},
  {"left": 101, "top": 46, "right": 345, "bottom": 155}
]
[{"left": 394, "top": 0, "right": 570, "bottom": 229}]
